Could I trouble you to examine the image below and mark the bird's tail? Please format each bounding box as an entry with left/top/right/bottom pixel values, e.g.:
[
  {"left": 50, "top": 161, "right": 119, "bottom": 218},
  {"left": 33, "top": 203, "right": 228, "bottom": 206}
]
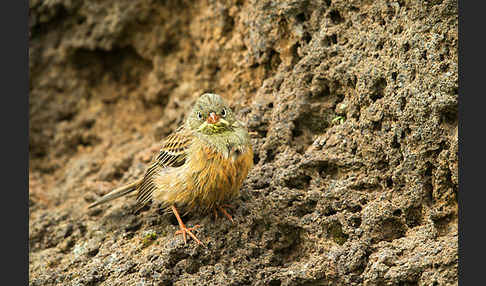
[{"left": 88, "top": 179, "right": 143, "bottom": 209}]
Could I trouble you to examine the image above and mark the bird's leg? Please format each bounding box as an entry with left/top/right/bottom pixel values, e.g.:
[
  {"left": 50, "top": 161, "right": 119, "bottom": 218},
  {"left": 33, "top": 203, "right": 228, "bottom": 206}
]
[
  {"left": 171, "top": 205, "right": 202, "bottom": 245},
  {"left": 217, "top": 204, "right": 234, "bottom": 223}
]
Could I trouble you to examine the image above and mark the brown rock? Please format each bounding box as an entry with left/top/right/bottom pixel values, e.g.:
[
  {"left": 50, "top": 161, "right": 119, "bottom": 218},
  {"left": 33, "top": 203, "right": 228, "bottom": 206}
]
[{"left": 29, "top": 0, "right": 458, "bottom": 285}]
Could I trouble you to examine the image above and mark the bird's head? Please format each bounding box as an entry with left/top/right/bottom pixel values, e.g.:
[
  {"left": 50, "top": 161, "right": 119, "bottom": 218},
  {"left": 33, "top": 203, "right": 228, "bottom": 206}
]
[{"left": 186, "top": 93, "right": 237, "bottom": 135}]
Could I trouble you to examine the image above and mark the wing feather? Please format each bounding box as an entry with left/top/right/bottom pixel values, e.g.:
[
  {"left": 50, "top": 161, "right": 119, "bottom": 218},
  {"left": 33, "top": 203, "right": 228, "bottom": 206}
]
[{"left": 135, "top": 129, "right": 192, "bottom": 209}]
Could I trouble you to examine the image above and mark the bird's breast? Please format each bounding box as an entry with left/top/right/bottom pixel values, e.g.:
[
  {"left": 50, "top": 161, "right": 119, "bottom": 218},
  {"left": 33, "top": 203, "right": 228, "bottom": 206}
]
[{"left": 184, "top": 141, "right": 253, "bottom": 211}]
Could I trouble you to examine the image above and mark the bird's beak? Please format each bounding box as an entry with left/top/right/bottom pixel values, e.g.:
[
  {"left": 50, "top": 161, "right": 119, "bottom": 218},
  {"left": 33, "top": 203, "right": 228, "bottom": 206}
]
[{"left": 207, "top": 112, "right": 220, "bottom": 124}]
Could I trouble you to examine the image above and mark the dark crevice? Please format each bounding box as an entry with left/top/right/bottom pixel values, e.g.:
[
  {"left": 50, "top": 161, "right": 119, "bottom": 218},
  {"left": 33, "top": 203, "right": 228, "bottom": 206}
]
[
  {"left": 30, "top": 4, "right": 69, "bottom": 40},
  {"left": 440, "top": 104, "right": 458, "bottom": 125},
  {"left": 391, "top": 134, "right": 400, "bottom": 149},
  {"left": 372, "top": 120, "right": 382, "bottom": 131},
  {"left": 400, "top": 97, "right": 407, "bottom": 111},
  {"left": 351, "top": 216, "right": 362, "bottom": 227},
  {"left": 405, "top": 205, "right": 423, "bottom": 228},
  {"left": 410, "top": 68, "right": 416, "bottom": 82},
  {"left": 265, "top": 148, "right": 276, "bottom": 163},
  {"left": 316, "top": 161, "right": 339, "bottom": 179},
  {"left": 376, "top": 41, "right": 384, "bottom": 50},
  {"left": 302, "top": 32, "right": 312, "bottom": 44},
  {"left": 329, "top": 10, "right": 343, "bottom": 24},
  {"left": 421, "top": 50, "right": 427, "bottom": 60},
  {"left": 370, "top": 78, "right": 387, "bottom": 102},
  {"left": 285, "top": 174, "right": 311, "bottom": 190},
  {"left": 323, "top": 34, "right": 337, "bottom": 47},
  {"left": 266, "top": 49, "right": 282, "bottom": 71},
  {"left": 403, "top": 42, "right": 410, "bottom": 52},
  {"left": 423, "top": 162, "right": 435, "bottom": 204},
  {"left": 324, "top": 207, "right": 337, "bottom": 216},
  {"left": 440, "top": 63, "right": 449, "bottom": 72},
  {"left": 72, "top": 46, "right": 153, "bottom": 86},
  {"left": 327, "top": 221, "right": 348, "bottom": 245},
  {"left": 295, "top": 12, "right": 308, "bottom": 22},
  {"left": 253, "top": 153, "right": 260, "bottom": 165},
  {"left": 378, "top": 217, "right": 406, "bottom": 242}
]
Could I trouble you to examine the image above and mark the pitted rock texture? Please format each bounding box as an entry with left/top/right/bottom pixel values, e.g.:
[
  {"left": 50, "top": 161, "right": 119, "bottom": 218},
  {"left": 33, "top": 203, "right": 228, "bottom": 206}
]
[{"left": 29, "top": 0, "right": 458, "bottom": 285}]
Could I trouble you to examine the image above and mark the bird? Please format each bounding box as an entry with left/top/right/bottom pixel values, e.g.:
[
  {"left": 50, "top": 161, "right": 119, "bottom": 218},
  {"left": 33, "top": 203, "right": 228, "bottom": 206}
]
[{"left": 88, "top": 93, "right": 254, "bottom": 245}]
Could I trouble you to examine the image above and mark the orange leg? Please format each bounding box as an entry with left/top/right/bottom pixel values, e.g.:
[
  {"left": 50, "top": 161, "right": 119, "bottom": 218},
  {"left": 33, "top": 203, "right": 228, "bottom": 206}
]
[
  {"left": 171, "top": 205, "right": 202, "bottom": 245},
  {"left": 218, "top": 205, "right": 234, "bottom": 223}
]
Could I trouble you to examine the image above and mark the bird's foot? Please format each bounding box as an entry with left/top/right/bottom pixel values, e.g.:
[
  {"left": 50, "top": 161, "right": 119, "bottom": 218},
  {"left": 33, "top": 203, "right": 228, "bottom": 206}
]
[
  {"left": 217, "top": 204, "right": 234, "bottom": 223},
  {"left": 175, "top": 224, "right": 202, "bottom": 245},
  {"left": 171, "top": 205, "right": 203, "bottom": 245}
]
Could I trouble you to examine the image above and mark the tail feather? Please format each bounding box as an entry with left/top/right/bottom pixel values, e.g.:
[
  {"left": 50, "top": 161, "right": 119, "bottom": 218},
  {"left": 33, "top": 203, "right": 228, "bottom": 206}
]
[{"left": 88, "top": 179, "right": 142, "bottom": 209}]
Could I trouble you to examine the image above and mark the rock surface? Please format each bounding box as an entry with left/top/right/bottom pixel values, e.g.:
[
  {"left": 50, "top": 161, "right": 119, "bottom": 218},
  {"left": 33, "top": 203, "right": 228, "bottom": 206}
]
[{"left": 29, "top": 0, "right": 458, "bottom": 285}]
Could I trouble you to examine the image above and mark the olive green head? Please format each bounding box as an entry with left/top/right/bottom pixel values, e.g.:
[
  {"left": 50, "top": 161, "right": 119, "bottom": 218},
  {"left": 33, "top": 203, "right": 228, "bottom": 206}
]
[{"left": 186, "top": 93, "right": 237, "bottom": 135}]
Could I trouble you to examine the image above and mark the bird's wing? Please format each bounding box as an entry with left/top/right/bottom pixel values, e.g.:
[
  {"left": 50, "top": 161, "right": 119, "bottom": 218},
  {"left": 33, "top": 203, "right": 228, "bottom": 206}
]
[
  {"left": 154, "top": 129, "right": 192, "bottom": 168},
  {"left": 135, "top": 129, "right": 192, "bottom": 207}
]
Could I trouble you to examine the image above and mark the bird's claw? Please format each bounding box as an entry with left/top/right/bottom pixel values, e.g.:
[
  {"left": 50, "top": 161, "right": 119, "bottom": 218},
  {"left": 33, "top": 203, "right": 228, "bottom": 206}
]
[{"left": 175, "top": 224, "right": 202, "bottom": 245}]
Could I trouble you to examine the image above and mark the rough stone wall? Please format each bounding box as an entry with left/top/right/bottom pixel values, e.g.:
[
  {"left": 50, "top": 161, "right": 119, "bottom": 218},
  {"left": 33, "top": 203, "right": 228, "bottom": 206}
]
[{"left": 29, "top": 0, "right": 458, "bottom": 285}]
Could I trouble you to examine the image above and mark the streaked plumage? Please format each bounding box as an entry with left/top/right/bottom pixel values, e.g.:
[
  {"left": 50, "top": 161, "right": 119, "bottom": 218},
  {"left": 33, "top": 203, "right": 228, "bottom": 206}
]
[{"left": 89, "top": 93, "right": 253, "bottom": 244}]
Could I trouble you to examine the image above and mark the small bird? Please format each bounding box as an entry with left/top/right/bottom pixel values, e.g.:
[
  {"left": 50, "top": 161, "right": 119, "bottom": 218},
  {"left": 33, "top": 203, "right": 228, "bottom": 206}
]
[{"left": 89, "top": 93, "right": 253, "bottom": 245}]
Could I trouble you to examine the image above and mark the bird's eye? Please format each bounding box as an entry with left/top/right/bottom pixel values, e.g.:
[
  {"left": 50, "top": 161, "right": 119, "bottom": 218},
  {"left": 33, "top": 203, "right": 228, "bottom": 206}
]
[
  {"left": 197, "top": 111, "right": 203, "bottom": 120},
  {"left": 221, "top": 108, "right": 227, "bottom": 117}
]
